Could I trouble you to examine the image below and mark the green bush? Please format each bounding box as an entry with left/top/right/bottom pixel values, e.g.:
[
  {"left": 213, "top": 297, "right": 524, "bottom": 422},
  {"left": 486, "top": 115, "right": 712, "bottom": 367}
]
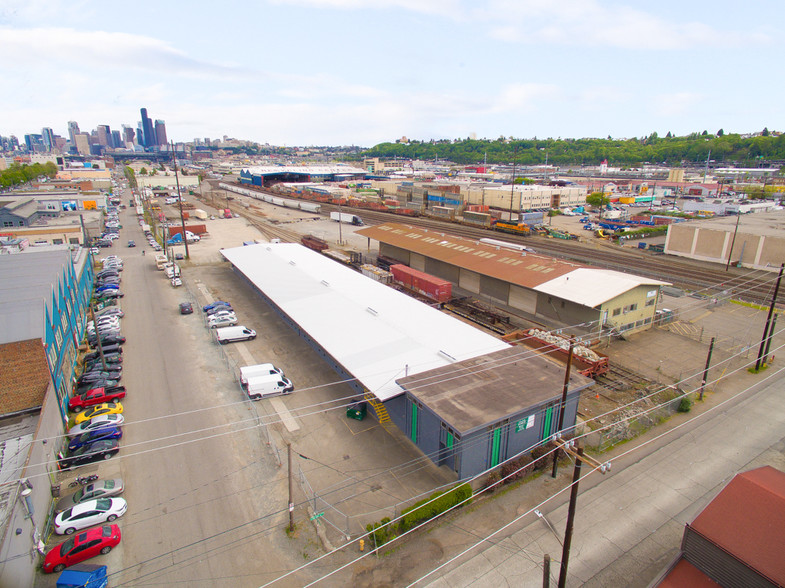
[
  {"left": 677, "top": 396, "right": 693, "bottom": 412},
  {"left": 366, "top": 517, "right": 393, "bottom": 547},
  {"left": 398, "top": 483, "right": 472, "bottom": 533}
]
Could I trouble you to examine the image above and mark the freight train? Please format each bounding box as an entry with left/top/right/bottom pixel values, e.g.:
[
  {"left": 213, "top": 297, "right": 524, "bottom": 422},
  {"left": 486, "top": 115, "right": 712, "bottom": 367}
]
[{"left": 219, "top": 183, "right": 322, "bottom": 214}]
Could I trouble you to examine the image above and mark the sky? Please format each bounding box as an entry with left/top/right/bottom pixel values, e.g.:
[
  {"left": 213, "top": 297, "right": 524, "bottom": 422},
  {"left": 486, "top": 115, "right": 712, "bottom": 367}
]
[{"left": 1, "top": 0, "right": 782, "bottom": 148}]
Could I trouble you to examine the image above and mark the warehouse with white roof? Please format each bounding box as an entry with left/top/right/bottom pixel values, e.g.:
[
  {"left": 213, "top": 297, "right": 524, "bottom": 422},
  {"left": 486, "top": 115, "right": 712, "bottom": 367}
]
[{"left": 221, "top": 242, "right": 594, "bottom": 478}]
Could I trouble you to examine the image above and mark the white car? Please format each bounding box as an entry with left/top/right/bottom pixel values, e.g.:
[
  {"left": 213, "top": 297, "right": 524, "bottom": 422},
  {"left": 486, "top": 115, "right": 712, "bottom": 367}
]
[
  {"left": 209, "top": 310, "right": 236, "bottom": 321},
  {"left": 95, "top": 308, "right": 124, "bottom": 319},
  {"left": 54, "top": 497, "right": 127, "bottom": 535},
  {"left": 101, "top": 256, "right": 122, "bottom": 263},
  {"left": 208, "top": 315, "right": 238, "bottom": 328},
  {"left": 67, "top": 414, "right": 125, "bottom": 438},
  {"left": 171, "top": 277, "right": 182, "bottom": 287}
]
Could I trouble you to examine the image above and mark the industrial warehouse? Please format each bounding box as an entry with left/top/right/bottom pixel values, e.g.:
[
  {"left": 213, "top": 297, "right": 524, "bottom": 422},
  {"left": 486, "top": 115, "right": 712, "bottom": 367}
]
[
  {"left": 220, "top": 242, "right": 594, "bottom": 478},
  {"left": 357, "top": 223, "right": 670, "bottom": 336}
]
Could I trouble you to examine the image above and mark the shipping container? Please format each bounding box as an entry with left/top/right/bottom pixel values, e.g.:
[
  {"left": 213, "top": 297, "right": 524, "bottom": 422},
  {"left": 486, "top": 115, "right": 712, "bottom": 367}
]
[
  {"left": 390, "top": 264, "right": 452, "bottom": 303},
  {"left": 462, "top": 211, "right": 493, "bottom": 227},
  {"left": 360, "top": 264, "right": 393, "bottom": 284},
  {"left": 502, "top": 329, "right": 609, "bottom": 378},
  {"left": 168, "top": 224, "right": 207, "bottom": 236},
  {"left": 301, "top": 234, "right": 328, "bottom": 252}
]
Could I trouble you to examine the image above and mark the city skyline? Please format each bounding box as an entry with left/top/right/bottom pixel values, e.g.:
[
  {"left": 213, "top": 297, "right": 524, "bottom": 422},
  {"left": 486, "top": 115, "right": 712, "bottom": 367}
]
[{"left": 1, "top": 0, "right": 782, "bottom": 147}]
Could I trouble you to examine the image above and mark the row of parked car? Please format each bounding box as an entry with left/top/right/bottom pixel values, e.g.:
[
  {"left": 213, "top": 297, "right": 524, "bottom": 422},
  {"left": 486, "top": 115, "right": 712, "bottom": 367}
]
[
  {"left": 44, "top": 255, "right": 130, "bottom": 573},
  {"left": 91, "top": 206, "right": 124, "bottom": 251},
  {"left": 204, "top": 300, "right": 238, "bottom": 329}
]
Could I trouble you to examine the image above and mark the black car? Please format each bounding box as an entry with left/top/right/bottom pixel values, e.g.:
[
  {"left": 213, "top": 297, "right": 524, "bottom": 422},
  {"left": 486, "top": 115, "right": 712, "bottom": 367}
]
[
  {"left": 84, "top": 354, "right": 123, "bottom": 366},
  {"left": 96, "top": 291, "right": 124, "bottom": 300},
  {"left": 179, "top": 302, "right": 193, "bottom": 315},
  {"left": 83, "top": 347, "right": 122, "bottom": 362},
  {"left": 205, "top": 305, "right": 233, "bottom": 316},
  {"left": 86, "top": 333, "right": 125, "bottom": 345},
  {"left": 58, "top": 440, "right": 120, "bottom": 470},
  {"left": 76, "top": 379, "right": 119, "bottom": 395},
  {"left": 81, "top": 365, "right": 122, "bottom": 378},
  {"left": 77, "top": 371, "right": 121, "bottom": 385}
]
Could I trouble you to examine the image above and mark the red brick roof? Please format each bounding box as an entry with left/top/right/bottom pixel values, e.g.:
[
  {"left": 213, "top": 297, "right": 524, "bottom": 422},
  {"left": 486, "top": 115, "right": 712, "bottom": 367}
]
[
  {"left": 0, "top": 339, "right": 50, "bottom": 414},
  {"left": 656, "top": 559, "right": 719, "bottom": 587},
  {"left": 689, "top": 466, "right": 785, "bottom": 585}
]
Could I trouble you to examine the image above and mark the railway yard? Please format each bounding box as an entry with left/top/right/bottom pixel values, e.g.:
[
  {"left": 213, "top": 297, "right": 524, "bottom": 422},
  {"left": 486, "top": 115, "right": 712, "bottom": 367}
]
[{"left": 180, "top": 181, "right": 781, "bottom": 454}]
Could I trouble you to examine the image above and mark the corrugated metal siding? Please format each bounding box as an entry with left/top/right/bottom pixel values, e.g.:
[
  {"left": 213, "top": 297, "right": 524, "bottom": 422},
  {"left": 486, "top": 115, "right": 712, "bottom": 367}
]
[
  {"left": 479, "top": 275, "right": 509, "bottom": 304},
  {"left": 379, "top": 244, "right": 410, "bottom": 265},
  {"left": 460, "top": 269, "right": 481, "bottom": 293},
  {"left": 410, "top": 253, "right": 426, "bottom": 272},
  {"left": 425, "top": 258, "right": 460, "bottom": 283},
  {"left": 683, "top": 527, "right": 775, "bottom": 588}
]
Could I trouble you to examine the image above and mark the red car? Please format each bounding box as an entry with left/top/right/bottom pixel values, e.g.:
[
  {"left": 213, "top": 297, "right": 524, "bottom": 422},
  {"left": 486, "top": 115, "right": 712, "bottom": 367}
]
[
  {"left": 42, "top": 524, "right": 121, "bottom": 573},
  {"left": 69, "top": 387, "right": 126, "bottom": 413}
]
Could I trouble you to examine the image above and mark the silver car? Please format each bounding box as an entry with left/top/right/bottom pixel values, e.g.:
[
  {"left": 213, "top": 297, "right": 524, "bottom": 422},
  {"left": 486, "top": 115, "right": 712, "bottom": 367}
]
[{"left": 55, "top": 478, "right": 125, "bottom": 514}]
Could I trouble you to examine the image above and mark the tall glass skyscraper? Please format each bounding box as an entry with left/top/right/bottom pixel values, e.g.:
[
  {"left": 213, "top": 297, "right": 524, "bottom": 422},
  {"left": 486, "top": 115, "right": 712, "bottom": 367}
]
[{"left": 140, "top": 108, "right": 156, "bottom": 148}]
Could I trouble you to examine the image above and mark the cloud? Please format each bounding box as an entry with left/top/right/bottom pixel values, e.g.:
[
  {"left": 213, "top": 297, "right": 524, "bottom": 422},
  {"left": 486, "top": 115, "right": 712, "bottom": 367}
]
[
  {"left": 484, "top": 1, "right": 771, "bottom": 49},
  {"left": 0, "top": 27, "right": 247, "bottom": 79},
  {"left": 651, "top": 92, "right": 702, "bottom": 116},
  {"left": 269, "top": 0, "right": 461, "bottom": 17}
]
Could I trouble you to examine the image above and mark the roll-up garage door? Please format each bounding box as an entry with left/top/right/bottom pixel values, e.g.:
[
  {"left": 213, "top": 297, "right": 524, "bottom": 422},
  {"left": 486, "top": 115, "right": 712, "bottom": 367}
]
[
  {"left": 509, "top": 284, "right": 537, "bottom": 314},
  {"left": 425, "top": 259, "right": 460, "bottom": 282},
  {"left": 410, "top": 253, "right": 426, "bottom": 272},
  {"left": 459, "top": 269, "right": 481, "bottom": 293}
]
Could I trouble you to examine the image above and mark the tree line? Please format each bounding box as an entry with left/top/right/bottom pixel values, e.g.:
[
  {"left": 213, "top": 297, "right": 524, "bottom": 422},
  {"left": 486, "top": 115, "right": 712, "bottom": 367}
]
[
  {"left": 0, "top": 162, "right": 58, "bottom": 190},
  {"left": 360, "top": 131, "right": 785, "bottom": 168}
]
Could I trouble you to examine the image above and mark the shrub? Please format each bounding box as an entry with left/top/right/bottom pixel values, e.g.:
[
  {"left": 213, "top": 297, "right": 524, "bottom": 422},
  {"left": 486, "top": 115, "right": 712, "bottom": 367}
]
[
  {"left": 531, "top": 442, "right": 555, "bottom": 469},
  {"left": 398, "top": 483, "right": 472, "bottom": 533},
  {"left": 500, "top": 454, "right": 535, "bottom": 483},
  {"left": 483, "top": 470, "right": 500, "bottom": 492},
  {"left": 366, "top": 517, "right": 393, "bottom": 548},
  {"left": 677, "top": 396, "right": 693, "bottom": 412}
]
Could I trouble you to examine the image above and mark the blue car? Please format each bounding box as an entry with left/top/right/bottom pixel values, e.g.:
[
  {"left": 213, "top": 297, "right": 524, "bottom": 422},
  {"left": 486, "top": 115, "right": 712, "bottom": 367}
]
[
  {"left": 68, "top": 427, "right": 122, "bottom": 452},
  {"left": 95, "top": 284, "right": 120, "bottom": 293},
  {"left": 202, "top": 301, "right": 231, "bottom": 312}
]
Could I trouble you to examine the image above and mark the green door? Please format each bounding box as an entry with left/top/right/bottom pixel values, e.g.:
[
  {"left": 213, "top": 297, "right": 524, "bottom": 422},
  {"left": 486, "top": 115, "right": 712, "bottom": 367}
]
[
  {"left": 410, "top": 403, "right": 418, "bottom": 442},
  {"left": 542, "top": 406, "right": 553, "bottom": 441},
  {"left": 490, "top": 427, "right": 502, "bottom": 468}
]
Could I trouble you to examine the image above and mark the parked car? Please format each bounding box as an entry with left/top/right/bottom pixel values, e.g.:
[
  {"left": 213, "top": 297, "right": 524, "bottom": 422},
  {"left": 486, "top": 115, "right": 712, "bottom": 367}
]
[
  {"left": 94, "top": 308, "right": 123, "bottom": 318},
  {"left": 127, "top": 240, "right": 135, "bottom": 247},
  {"left": 205, "top": 305, "right": 233, "bottom": 316},
  {"left": 86, "top": 334, "right": 126, "bottom": 346},
  {"left": 67, "top": 414, "right": 124, "bottom": 438},
  {"left": 95, "top": 290, "right": 124, "bottom": 300},
  {"left": 83, "top": 346, "right": 122, "bottom": 361},
  {"left": 69, "top": 387, "right": 126, "bottom": 412},
  {"left": 179, "top": 302, "right": 193, "bottom": 315},
  {"left": 75, "top": 379, "right": 119, "bottom": 395},
  {"left": 83, "top": 356, "right": 123, "bottom": 370},
  {"left": 55, "top": 478, "right": 124, "bottom": 514},
  {"left": 208, "top": 310, "right": 236, "bottom": 321},
  {"left": 77, "top": 371, "right": 121, "bottom": 386},
  {"left": 57, "top": 440, "right": 120, "bottom": 470},
  {"left": 171, "top": 277, "right": 182, "bottom": 287},
  {"left": 208, "top": 315, "right": 238, "bottom": 328},
  {"left": 67, "top": 426, "right": 122, "bottom": 452},
  {"left": 71, "top": 403, "right": 124, "bottom": 426},
  {"left": 41, "top": 524, "right": 121, "bottom": 573},
  {"left": 54, "top": 498, "right": 127, "bottom": 535},
  {"left": 203, "top": 301, "right": 232, "bottom": 312}
]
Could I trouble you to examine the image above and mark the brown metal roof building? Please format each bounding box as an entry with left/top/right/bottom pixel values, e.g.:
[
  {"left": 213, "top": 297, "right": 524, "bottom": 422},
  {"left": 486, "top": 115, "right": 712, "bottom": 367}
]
[
  {"left": 358, "top": 223, "right": 668, "bottom": 335},
  {"left": 651, "top": 465, "right": 785, "bottom": 587},
  {"left": 395, "top": 346, "right": 594, "bottom": 479}
]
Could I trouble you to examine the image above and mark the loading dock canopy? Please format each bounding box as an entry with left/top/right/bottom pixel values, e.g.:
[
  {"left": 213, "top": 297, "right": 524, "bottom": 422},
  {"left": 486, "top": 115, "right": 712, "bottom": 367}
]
[{"left": 221, "top": 243, "right": 510, "bottom": 402}]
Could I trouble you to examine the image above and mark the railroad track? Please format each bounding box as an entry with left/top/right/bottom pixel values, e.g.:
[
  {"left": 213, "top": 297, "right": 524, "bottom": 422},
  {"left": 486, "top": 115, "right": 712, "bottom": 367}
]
[{"left": 214, "top": 185, "right": 781, "bottom": 307}]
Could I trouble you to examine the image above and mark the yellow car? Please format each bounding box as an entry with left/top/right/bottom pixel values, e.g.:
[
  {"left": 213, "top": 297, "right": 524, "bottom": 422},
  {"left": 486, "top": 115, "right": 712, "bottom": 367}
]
[{"left": 70, "top": 402, "right": 124, "bottom": 427}]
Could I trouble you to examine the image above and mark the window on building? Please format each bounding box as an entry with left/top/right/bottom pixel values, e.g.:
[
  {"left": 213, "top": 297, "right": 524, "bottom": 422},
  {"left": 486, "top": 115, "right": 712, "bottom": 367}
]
[
  {"left": 69, "top": 238, "right": 80, "bottom": 244},
  {"left": 612, "top": 308, "right": 621, "bottom": 317},
  {"left": 623, "top": 303, "right": 638, "bottom": 314},
  {"left": 645, "top": 299, "right": 655, "bottom": 307},
  {"left": 53, "top": 239, "right": 63, "bottom": 244},
  {"left": 2, "top": 221, "right": 14, "bottom": 227}
]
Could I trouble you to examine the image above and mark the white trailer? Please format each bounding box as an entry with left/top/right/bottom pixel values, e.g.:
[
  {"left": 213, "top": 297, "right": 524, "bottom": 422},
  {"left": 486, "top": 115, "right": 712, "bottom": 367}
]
[{"left": 330, "top": 211, "right": 364, "bottom": 226}]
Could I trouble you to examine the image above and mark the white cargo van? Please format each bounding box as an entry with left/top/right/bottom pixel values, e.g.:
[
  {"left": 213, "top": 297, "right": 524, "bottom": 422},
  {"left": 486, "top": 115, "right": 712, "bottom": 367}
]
[
  {"left": 215, "top": 326, "right": 256, "bottom": 344},
  {"left": 246, "top": 374, "right": 294, "bottom": 400},
  {"left": 240, "top": 364, "right": 284, "bottom": 387}
]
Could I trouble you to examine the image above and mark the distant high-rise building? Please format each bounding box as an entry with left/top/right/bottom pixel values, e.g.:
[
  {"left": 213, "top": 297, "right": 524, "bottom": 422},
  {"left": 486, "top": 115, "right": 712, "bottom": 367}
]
[
  {"left": 74, "top": 133, "right": 91, "bottom": 156},
  {"left": 154, "top": 119, "right": 167, "bottom": 146},
  {"left": 67, "top": 121, "right": 80, "bottom": 147},
  {"left": 96, "top": 125, "right": 111, "bottom": 147},
  {"left": 111, "top": 130, "right": 122, "bottom": 148},
  {"left": 24, "top": 134, "right": 44, "bottom": 152},
  {"left": 140, "top": 107, "right": 156, "bottom": 148},
  {"left": 42, "top": 127, "right": 55, "bottom": 151},
  {"left": 122, "top": 125, "right": 135, "bottom": 146}
]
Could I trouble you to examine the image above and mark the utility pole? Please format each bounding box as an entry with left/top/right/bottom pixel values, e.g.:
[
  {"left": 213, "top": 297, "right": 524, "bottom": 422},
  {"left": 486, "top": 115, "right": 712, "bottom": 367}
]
[
  {"left": 556, "top": 441, "right": 610, "bottom": 588},
  {"left": 725, "top": 215, "right": 741, "bottom": 272},
  {"left": 543, "top": 554, "right": 551, "bottom": 588},
  {"left": 171, "top": 141, "right": 190, "bottom": 260},
  {"left": 756, "top": 263, "right": 784, "bottom": 371},
  {"left": 287, "top": 443, "right": 295, "bottom": 532},
  {"left": 699, "top": 337, "right": 715, "bottom": 401},
  {"left": 552, "top": 340, "right": 574, "bottom": 478},
  {"left": 509, "top": 145, "right": 518, "bottom": 222},
  {"left": 763, "top": 313, "right": 778, "bottom": 365}
]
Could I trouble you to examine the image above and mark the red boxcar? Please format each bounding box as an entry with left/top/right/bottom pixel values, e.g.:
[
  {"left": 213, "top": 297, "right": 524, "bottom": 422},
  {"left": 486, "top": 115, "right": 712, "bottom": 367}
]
[{"left": 390, "top": 265, "right": 452, "bottom": 303}]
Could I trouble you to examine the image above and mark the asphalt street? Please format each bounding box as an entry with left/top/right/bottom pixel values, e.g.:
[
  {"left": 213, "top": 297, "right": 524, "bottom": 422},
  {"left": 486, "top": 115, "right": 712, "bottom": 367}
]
[{"left": 415, "top": 368, "right": 785, "bottom": 587}]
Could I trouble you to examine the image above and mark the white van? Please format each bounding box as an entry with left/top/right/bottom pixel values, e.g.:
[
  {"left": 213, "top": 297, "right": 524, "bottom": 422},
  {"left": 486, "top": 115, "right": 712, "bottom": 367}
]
[
  {"left": 240, "top": 364, "right": 284, "bottom": 387},
  {"left": 246, "top": 374, "right": 294, "bottom": 400},
  {"left": 215, "top": 326, "right": 256, "bottom": 344}
]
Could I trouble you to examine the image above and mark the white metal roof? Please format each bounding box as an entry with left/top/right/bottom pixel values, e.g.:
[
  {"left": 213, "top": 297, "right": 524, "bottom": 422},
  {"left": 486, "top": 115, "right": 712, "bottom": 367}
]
[
  {"left": 533, "top": 268, "right": 669, "bottom": 308},
  {"left": 221, "top": 243, "right": 510, "bottom": 402},
  {"left": 242, "top": 164, "right": 367, "bottom": 176}
]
